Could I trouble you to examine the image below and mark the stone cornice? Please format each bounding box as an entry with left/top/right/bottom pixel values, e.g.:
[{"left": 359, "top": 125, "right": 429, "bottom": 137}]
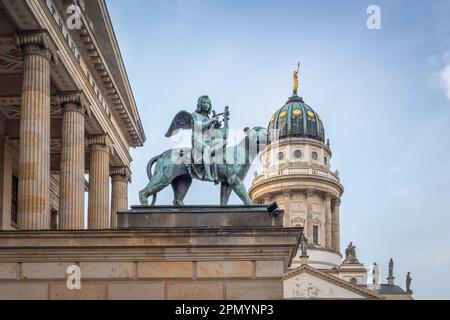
[
  {"left": 21, "top": 0, "right": 146, "bottom": 147},
  {"left": 249, "top": 174, "right": 344, "bottom": 199},
  {"left": 0, "top": 229, "right": 301, "bottom": 265},
  {"left": 65, "top": 5, "right": 145, "bottom": 146}
]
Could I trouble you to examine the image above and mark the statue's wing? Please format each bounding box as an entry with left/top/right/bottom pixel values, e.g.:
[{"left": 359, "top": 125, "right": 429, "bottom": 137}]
[{"left": 165, "top": 111, "right": 193, "bottom": 137}]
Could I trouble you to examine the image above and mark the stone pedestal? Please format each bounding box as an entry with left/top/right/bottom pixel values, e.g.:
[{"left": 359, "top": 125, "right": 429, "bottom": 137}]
[
  {"left": 117, "top": 205, "right": 284, "bottom": 229},
  {"left": 0, "top": 226, "right": 301, "bottom": 300},
  {"left": 0, "top": 205, "right": 302, "bottom": 300}
]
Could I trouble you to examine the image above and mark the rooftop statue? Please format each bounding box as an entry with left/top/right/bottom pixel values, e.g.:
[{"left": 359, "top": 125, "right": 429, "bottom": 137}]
[
  {"left": 345, "top": 242, "right": 357, "bottom": 260},
  {"left": 138, "top": 95, "right": 269, "bottom": 206},
  {"left": 293, "top": 62, "right": 300, "bottom": 95},
  {"left": 388, "top": 258, "right": 394, "bottom": 279},
  {"left": 406, "top": 272, "right": 413, "bottom": 293}
]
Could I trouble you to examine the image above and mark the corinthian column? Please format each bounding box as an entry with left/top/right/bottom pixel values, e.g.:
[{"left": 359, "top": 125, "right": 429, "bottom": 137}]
[
  {"left": 58, "top": 92, "right": 88, "bottom": 230},
  {"left": 15, "top": 30, "right": 57, "bottom": 230},
  {"left": 87, "top": 135, "right": 113, "bottom": 229},
  {"left": 332, "top": 198, "right": 341, "bottom": 251},
  {"left": 305, "top": 188, "right": 314, "bottom": 241},
  {"left": 110, "top": 167, "right": 131, "bottom": 229},
  {"left": 325, "top": 193, "right": 332, "bottom": 249}
]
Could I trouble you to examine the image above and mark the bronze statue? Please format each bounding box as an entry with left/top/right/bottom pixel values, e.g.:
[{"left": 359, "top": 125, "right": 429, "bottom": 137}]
[
  {"left": 293, "top": 62, "right": 300, "bottom": 95},
  {"left": 139, "top": 95, "right": 269, "bottom": 206}
]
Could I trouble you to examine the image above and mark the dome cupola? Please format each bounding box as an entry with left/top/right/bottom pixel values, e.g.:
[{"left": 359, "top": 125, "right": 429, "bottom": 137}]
[
  {"left": 268, "top": 62, "right": 325, "bottom": 143},
  {"left": 268, "top": 94, "right": 325, "bottom": 143}
]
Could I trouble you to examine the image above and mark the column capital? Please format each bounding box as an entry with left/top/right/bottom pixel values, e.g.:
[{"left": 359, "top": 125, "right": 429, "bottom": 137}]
[
  {"left": 58, "top": 91, "right": 90, "bottom": 116},
  {"left": 282, "top": 189, "right": 291, "bottom": 200},
  {"left": 87, "top": 135, "right": 114, "bottom": 155},
  {"left": 263, "top": 193, "right": 273, "bottom": 202},
  {"left": 324, "top": 193, "right": 333, "bottom": 201},
  {"left": 110, "top": 166, "right": 132, "bottom": 183},
  {"left": 306, "top": 188, "right": 315, "bottom": 198},
  {"left": 15, "top": 30, "right": 58, "bottom": 63},
  {"left": 332, "top": 198, "right": 342, "bottom": 207}
]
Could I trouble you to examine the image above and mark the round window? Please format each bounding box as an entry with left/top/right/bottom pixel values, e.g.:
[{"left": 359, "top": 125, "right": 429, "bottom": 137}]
[
  {"left": 294, "top": 150, "right": 302, "bottom": 159},
  {"left": 312, "top": 152, "right": 318, "bottom": 161},
  {"left": 278, "top": 152, "right": 284, "bottom": 161},
  {"left": 350, "top": 277, "right": 358, "bottom": 284}
]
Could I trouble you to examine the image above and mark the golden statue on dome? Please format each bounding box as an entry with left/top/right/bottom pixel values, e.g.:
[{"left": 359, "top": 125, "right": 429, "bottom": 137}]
[{"left": 293, "top": 62, "right": 300, "bottom": 95}]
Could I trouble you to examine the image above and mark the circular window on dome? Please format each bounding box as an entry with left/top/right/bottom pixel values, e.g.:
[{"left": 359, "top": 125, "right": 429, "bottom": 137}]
[
  {"left": 307, "top": 111, "right": 315, "bottom": 119},
  {"left": 292, "top": 109, "right": 302, "bottom": 117},
  {"left": 279, "top": 111, "right": 287, "bottom": 119},
  {"left": 311, "top": 152, "right": 318, "bottom": 161},
  {"left": 270, "top": 115, "right": 276, "bottom": 123},
  {"left": 278, "top": 152, "right": 284, "bottom": 161},
  {"left": 294, "top": 150, "right": 302, "bottom": 159}
]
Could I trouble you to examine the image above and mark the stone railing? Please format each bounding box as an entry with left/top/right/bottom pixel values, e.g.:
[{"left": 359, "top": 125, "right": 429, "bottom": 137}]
[{"left": 253, "top": 168, "right": 340, "bottom": 184}]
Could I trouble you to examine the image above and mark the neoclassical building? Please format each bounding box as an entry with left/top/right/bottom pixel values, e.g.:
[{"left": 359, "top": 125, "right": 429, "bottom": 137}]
[
  {"left": 0, "top": 0, "right": 145, "bottom": 231},
  {"left": 249, "top": 78, "right": 413, "bottom": 299}
]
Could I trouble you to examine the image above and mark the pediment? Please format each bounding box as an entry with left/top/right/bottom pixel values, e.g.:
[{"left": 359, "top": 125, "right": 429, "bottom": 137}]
[{"left": 283, "top": 266, "right": 382, "bottom": 299}]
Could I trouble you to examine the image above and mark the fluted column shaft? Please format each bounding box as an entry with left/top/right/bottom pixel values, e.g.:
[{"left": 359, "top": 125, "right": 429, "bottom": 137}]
[
  {"left": 88, "top": 136, "right": 112, "bottom": 229},
  {"left": 59, "top": 93, "right": 87, "bottom": 230},
  {"left": 16, "top": 31, "right": 55, "bottom": 230},
  {"left": 110, "top": 167, "right": 131, "bottom": 229},
  {"left": 325, "top": 194, "right": 332, "bottom": 249},
  {"left": 332, "top": 198, "right": 341, "bottom": 251}
]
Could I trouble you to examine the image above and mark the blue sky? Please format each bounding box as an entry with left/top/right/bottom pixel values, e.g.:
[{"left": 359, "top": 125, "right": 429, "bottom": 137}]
[{"left": 107, "top": 0, "right": 450, "bottom": 299}]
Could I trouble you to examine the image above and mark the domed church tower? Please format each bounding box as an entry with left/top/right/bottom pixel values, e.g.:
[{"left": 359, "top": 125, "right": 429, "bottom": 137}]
[{"left": 249, "top": 65, "right": 344, "bottom": 269}]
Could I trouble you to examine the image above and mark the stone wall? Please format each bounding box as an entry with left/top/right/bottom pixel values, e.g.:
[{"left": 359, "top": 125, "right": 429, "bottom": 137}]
[{"left": 0, "top": 228, "right": 301, "bottom": 300}]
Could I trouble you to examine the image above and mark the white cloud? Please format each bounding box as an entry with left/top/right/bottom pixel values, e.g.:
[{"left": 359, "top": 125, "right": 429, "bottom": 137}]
[{"left": 441, "top": 65, "right": 450, "bottom": 100}]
